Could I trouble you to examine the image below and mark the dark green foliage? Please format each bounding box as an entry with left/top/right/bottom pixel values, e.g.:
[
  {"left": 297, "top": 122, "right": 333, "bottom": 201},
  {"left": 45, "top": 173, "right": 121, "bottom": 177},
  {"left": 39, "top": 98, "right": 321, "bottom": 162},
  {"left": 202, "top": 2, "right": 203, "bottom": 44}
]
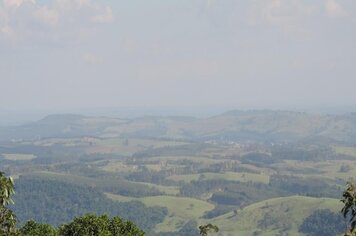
[
  {"left": 181, "top": 176, "right": 341, "bottom": 209},
  {"left": 240, "top": 152, "right": 280, "bottom": 166},
  {"left": 12, "top": 177, "right": 167, "bottom": 234},
  {"left": 20, "top": 220, "right": 57, "bottom": 236},
  {"left": 269, "top": 175, "right": 341, "bottom": 198},
  {"left": 0, "top": 171, "right": 18, "bottom": 236},
  {"left": 257, "top": 213, "right": 281, "bottom": 230},
  {"left": 181, "top": 180, "right": 281, "bottom": 207},
  {"left": 339, "top": 164, "right": 352, "bottom": 173},
  {"left": 341, "top": 182, "right": 356, "bottom": 235},
  {"left": 1, "top": 171, "right": 147, "bottom": 236},
  {"left": 58, "top": 214, "right": 145, "bottom": 236},
  {"left": 299, "top": 209, "right": 345, "bottom": 236},
  {"left": 198, "top": 223, "right": 219, "bottom": 236},
  {"left": 25, "top": 172, "right": 162, "bottom": 198},
  {"left": 271, "top": 145, "right": 333, "bottom": 161},
  {"left": 211, "top": 191, "right": 250, "bottom": 206}
]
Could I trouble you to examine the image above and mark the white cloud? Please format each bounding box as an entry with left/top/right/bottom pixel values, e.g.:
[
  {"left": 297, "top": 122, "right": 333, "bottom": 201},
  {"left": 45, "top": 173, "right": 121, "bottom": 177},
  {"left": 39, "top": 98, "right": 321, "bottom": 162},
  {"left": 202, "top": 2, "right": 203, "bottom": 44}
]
[
  {"left": 92, "top": 6, "right": 113, "bottom": 23},
  {"left": 325, "top": 0, "right": 347, "bottom": 18},
  {"left": 0, "top": 0, "right": 114, "bottom": 41},
  {"left": 246, "top": 0, "right": 315, "bottom": 37},
  {"left": 34, "top": 6, "right": 59, "bottom": 27}
]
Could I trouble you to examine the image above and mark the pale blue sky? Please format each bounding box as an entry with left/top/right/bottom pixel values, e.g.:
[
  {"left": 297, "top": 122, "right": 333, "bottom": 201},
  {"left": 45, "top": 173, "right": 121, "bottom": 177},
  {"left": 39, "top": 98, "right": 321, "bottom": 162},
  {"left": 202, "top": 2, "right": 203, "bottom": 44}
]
[{"left": 1, "top": 0, "right": 356, "bottom": 113}]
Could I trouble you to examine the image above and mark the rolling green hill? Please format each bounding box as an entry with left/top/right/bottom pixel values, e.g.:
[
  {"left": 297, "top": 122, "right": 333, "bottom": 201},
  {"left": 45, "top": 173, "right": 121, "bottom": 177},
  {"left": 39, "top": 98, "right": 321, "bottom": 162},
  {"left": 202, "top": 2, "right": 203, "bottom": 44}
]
[{"left": 206, "top": 196, "right": 343, "bottom": 236}]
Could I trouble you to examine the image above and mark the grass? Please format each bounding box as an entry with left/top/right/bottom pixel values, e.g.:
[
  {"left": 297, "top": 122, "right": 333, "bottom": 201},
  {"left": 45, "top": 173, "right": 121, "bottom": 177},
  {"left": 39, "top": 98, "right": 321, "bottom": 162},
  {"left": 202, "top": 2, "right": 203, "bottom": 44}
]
[
  {"left": 206, "top": 195, "right": 342, "bottom": 236},
  {"left": 100, "top": 161, "right": 137, "bottom": 173},
  {"left": 281, "top": 159, "right": 356, "bottom": 182},
  {"left": 167, "top": 171, "right": 270, "bottom": 184},
  {"left": 87, "top": 138, "right": 188, "bottom": 156},
  {"left": 135, "top": 182, "right": 180, "bottom": 195},
  {"left": 107, "top": 193, "right": 215, "bottom": 233},
  {"left": 2, "top": 153, "right": 36, "bottom": 161},
  {"left": 334, "top": 146, "right": 356, "bottom": 157},
  {"left": 148, "top": 155, "right": 223, "bottom": 164},
  {"left": 104, "top": 193, "right": 136, "bottom": 202},
  {"left": 100, "top": 155, "right": 222, "bottom": 174},
  {"left": 142, "top": 195, "right": 215, "bottom": 232}
]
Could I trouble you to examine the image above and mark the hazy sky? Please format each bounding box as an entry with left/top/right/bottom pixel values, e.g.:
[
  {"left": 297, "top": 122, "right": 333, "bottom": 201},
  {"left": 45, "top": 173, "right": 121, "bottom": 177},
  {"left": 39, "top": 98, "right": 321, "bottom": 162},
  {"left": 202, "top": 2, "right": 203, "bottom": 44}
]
[{"left": 1, "top": 0, "right": 356, "bottom": 112}]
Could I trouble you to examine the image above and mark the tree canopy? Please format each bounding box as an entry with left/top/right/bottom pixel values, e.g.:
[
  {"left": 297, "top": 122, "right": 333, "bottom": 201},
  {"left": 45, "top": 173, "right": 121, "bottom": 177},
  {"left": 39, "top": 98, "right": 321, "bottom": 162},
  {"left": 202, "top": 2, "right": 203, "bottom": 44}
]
[
  {"left": 0, "top": 171, "right": 146, "bottom": 236},
  {"left": 341, "top": 182, "right": 356, "bottom": 236},
  {"left": 0, "top": 171, "right": 17, "bottom": 235}
]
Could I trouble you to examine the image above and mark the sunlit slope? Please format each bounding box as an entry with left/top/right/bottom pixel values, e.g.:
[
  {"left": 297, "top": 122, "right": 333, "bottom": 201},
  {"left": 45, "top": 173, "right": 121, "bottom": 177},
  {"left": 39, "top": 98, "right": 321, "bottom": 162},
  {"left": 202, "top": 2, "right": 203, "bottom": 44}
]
[
  {"left": 107, "top": 193, "right": 215, "bottom": 233},
  {"left": 142, "top": 196, "right": 215, "bottom": 232},
  {"left": 207, "top": 196, "right": 342, "bottom": 236}
]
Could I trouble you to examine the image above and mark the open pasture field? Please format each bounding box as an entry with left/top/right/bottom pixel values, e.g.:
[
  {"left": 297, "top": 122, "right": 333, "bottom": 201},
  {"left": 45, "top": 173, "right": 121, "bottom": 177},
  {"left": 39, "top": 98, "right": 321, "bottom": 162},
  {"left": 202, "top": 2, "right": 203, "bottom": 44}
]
[
  {"left": 136, "top": 182, "right": 180, "bottom": 195},
  {"left": 148, "top": 155, "right": 225, "bottom": 164},
  {"left": 143, "top": 195, "right": 214, "bottom": 232},
  {"left": 208, "top": 196, "right": 342, "bottom": 236},
  {"left": 334, "top": 145, "right": 356, "bottom": 157},
  {"left": 167, "top": 171, "right": 270, "bottom": 184},
  {"left": 99, "top": 161, "right": 138, "bottom": 173},
  {"left": 86, "top": 138, "right": 189, "bottom": 156},
  {"left": 106, "top": 193, "right": 215, "bottom": 232},
  {"left": 2, "top": 153, "right": 37, "bottom": 161},
  {"left": 280, "top": 159, "right": 356, "bottom": 181},
  {"left": 29, "top": 137, "right": 99, "bottom": 147}
]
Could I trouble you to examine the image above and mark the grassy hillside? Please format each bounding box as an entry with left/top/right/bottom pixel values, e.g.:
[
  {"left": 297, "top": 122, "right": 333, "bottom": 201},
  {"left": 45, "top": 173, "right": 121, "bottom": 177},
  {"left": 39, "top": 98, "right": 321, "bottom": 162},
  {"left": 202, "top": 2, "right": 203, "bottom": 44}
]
[
  {"left": 1, "top": 110, "right": 354, "bottom": 235},
  {"left": 207, "top": 196, "right": 342, "bottom": 236},
  {"left": 107, "top": 193, "right": 343, "bottom": 235},
  {"left": 167, "top": 171, "right": 269, "bottom": 184},
  {"left": 107, "top": 194, "right": 214, "bottom": 233},
  {"left": 142, "top": 196, "right": 215, "bottom": 232}
]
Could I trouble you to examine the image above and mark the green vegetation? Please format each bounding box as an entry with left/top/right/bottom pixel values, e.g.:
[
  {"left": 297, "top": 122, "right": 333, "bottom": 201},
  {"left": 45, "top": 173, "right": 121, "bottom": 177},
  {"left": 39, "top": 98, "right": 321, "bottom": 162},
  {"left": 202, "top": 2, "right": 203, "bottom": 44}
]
[
  {"left": 199, "top": 224, "right": 219, "bottom": 236},
  {"left": 12, "top": 177, "right": 167, "bottom": 234},
  {"left": 334, "top": 146, "right": 356, "bottom": 157},
  {"left": 19, "top": 214, "right": 146, "bottom": 236},
  {"left": 107, "top": 194, "right": 215, "bottom": 233},
  {"left": 299, "top": 209, "right": 344, "bottom": 236},
  {"left": 167, "top": 172, "right": 269, "bottom": 184},
  {"left": 58, "top": 214, "right": 145, "bottom": 236},
  {"left": 2, "top": 111, "right": 356, "bottom": 235},
  {"left": 341, "top": 182, "right": 356, "bottom": 236},
  {"left": 208, "top": 196, "right": 342, "bottom": 236},
  {"left": 20, "top": 220, "right": 57, "bottom": 236},
  {"left": 0, "top": 171, "right": 17, "bottom": 235},
  {"left": 2, "top": 154, "right": 36, "bottom": 161},
  {"left": 0, "top": 171, "right": 149, "bottom": 236}
]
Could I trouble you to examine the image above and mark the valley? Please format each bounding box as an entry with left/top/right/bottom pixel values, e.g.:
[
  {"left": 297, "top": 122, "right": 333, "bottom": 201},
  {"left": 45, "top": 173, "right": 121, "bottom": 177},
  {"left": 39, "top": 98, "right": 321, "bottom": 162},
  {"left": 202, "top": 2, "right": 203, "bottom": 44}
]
[{"left": 1, "top": 110, "right": 355, "bottom": 235}]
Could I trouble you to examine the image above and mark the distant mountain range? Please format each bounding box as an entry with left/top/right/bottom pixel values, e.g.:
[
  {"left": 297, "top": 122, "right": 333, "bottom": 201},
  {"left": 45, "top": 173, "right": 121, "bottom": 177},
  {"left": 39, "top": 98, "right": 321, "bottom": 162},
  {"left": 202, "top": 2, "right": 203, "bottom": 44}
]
[{"left": 1, "top": 110, "right": 356, "bottom": 144}]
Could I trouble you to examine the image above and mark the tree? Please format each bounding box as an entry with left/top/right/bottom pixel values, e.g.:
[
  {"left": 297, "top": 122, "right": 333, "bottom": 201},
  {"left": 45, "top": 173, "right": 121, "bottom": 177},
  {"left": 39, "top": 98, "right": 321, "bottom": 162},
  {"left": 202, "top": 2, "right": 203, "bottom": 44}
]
[
  {"left": 199, "top": 223, "right": 219, "bottom": 236},
  {"left": 0, "top": 171, "right": 18, "bottom": 235},
  {"left": 341, "top": 182, "right": 356, "bottom": 236},
  {"left": 20, "top": 220, "right": 57, "bottom": 236},
  {"left": 1, "top": 170, "right": 147, "bottom": 236},
  {"left": 58, "top": 213, "right": 145, "bottom": 236},
  {"left": 299, "top": 209, "right": 344, "bottom": 236}
]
